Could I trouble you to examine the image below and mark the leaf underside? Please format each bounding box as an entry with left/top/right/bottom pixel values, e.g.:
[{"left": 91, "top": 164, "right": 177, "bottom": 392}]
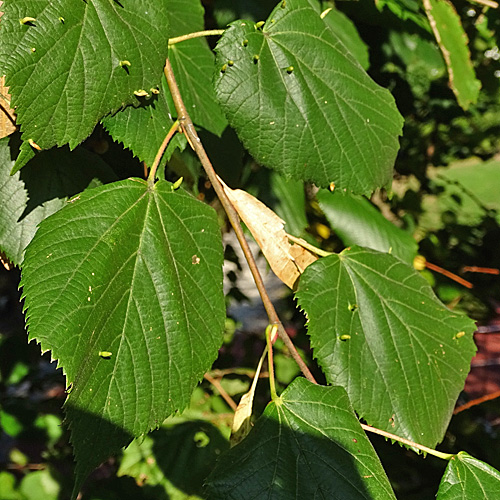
[
  {"left": 296, "top": 246, "right": 476, "bottom": 447},
  {"left": 20, "top": 179, "right": 225, "bottom": 491}
]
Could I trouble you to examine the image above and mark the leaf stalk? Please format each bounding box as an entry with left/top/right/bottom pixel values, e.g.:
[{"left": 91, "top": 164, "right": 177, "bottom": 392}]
[
  {"left": 360, "top": 423, "right": 454, "bottom": 461},
  {"left": 168, "top": 30, "right": 225, "bottom": 46},
  {"left": 147, "top": 119, "right": 180, "bottom": 186}
]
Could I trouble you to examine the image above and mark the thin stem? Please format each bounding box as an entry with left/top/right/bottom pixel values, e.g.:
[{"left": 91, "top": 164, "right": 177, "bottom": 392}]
[
  {"left": 287, "top": 234, "right": 333, "bottom": 257},
  {"left": 147, "top": 119, "right": 179, "bottom": 185},
  {"left": 204, "top": 373, "right": 238, "bottom": 411},
  {"left": 360, "top": 423, "right": 454, "bottom": 461},
  {"left": 266, "top": 325, "right": 278, "bottom": 401},
  {"left": 425, "top": 261, "right": 473, "bottom": 289},
  {"left": 168, "top": 30, "right": 225, "bottom": 46},
  {"left": 454, "top": 389, "right": 500, "bottom": 414},
  {"left": 470, "top": 0, "right": 498, "bottom": 8},
  {"left": 164, "top": 59, "right": 317, "bottom": 385}
]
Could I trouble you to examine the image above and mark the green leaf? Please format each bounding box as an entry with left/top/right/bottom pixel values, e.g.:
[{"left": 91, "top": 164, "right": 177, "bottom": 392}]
[
  {"left": 387, "top": 31, "right": 445, "bottom": 98},
  {"left": 423, "top": 160, "right": 500, "bottom": 229},
  {"left": 296, "top": 246, "right": 476, "bottom": 447},
  {"left": 0, "top": 1, "right": 169, "bottom": 152},
  {"left": 322, "top": 6, "right": 370, "bottom": 70},
  {"left": 167, "top": 0, "right": 227, "bottom": 136},
  {"left": 103, "top": 0, "right": 226, "bottom": 167},
  {"left": 19, "top": 469, "right": 61, "bottom": 500},
  {"left": 424, "top": 0, "right": 481, "bottom": 111},
  {"left": 317, "top": 189, "right": 418, "bottom": 263},
  {"left": 0, "top": 136, "right": 117, "bottom": 266},
  {"left": 206, "top": 378, "right": 396, "bottom": 499},
  {"left": 20, "top": 179, "right": 225, "bottom": 492},
  {"left": 437, "top": 452, "right": 500, "bottom": 499},
  {"left": 102, "top": 76, "right": 187, "bottom": 168},
  {"left": 213, "top": 0, "right": 403, "bottom": 194}
]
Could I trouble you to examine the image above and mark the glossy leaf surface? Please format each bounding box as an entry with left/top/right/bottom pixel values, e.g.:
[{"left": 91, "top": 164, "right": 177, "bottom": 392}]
[
  {"left": 296, "top": 246, "right": 476, "bottom": 446},
  {"left": 0, "top": 0, "right": 169, "bottom": 152},
  {"left": 437, "top": 452, "right": 500, "bottom": 499},
  {"left": 21, "top": 179, "right": 225, "bottom": 491}
]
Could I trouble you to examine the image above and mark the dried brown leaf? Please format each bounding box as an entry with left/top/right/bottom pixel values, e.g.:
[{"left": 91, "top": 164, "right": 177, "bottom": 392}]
[
  {"left": 219, "top": 177, "right": 317, "bottom": 289},
  {"left": 0, "top": 78, "right": 16, "bottom": 139}
]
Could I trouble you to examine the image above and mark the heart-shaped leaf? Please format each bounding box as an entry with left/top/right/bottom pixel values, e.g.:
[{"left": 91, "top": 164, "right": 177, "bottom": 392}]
[
  {"left": 213, "top": 0, "right": 403, "bottom": 194},
  {"left": 21, "top": 179, "right": 225, "bottom": 491},
  {"left": 206, "top": 378, "right": 396, "bottom": 499},
  {"left": 0, "top": 0, "right": 169, "bottom": 152},
  {"left": 437, "top": 452, "right": 500, "bottom": 499},
  {"left": 296, "top": 246, "right": 476, "bottom": 447}
]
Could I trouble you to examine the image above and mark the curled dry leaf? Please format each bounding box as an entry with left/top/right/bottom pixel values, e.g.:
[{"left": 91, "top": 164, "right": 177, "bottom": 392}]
[
  {"left": 0, "top": 6, "right": 16, "bottom": 139},
  {"left": 0, "top": 79, "right": 16, "bottom": 141},
  {"left": 218, "top": 176, "right": 317, "bottom": 289}
]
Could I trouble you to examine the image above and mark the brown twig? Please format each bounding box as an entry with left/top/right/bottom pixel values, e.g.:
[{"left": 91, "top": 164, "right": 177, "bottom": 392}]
[
  {"left": 462, "top": 266, "right": 499, "bottom": 275},
  {"left": 164, "top": 59, "right": 316, "bottom": 384},
  {"left": 425, "top": 261, "right": 473, "bottom": 289},
  {"left": 470, "top": 0, "right": 498, "bottom": 8},
  {"left": 453, "top": 390, "right": 500, "bottom": 414},
  {"left": 204, "top": 373, "right": 238, "bottom": 411},
  {"left": 147, "top": 119, "right": 179, "bottom": 184}
]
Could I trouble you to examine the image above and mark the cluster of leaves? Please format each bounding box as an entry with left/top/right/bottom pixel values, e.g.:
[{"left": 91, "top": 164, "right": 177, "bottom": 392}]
[{"left": 1, "top": 0, "right": 500, "bottom": 499}]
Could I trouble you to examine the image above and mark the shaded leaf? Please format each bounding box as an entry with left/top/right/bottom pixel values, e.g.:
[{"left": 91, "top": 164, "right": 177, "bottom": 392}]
[
  {"left": 423, "top": 0, "right": 481, "bottom": 110},
  {"left": 296, "top": 246, "right": 476, "bottom": 447},
  {"left": 21, "top": 179, "right": 225, "bottom": 491},
  {"left": 0, "top": 0, "right": 169, "bottom": 155},
  {"left": 317, "top": 189, "right": 418, "bottom": 263},
  {"left": 167, "top": 0, "right": 227, "bottom": 136},
  {"left": 387, "top": 31, "right": 445, "bottom": 98},
  {"left": 376, "top": 0, "right": 431, "bottom": 31},
  {"left": 213, "top": 0, "right": 403, "bottom": 194},
  {"left": 119, "top": 421, "right": 229, "bottom": 498},
  {"left": 206, "top": 378, "right": 396, "bottom": 499},
  {"left": 220, "top": 176, "right": 317, "bottom": 289},
  {"left": 0, "top": 136, "right": 117, "bottom": 266},
  {"left": 437, "top": 452, "right": 500, "bottom": 499},
  {"left": 270, "top": 173, "right": 308, "bottom": 238}
]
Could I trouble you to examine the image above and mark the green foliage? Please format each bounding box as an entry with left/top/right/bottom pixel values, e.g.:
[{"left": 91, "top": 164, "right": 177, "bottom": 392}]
[
  {"left": 437, "top": 452, "right": 500, "bottom": 499},
  {"left": 213, "top": 0, "right": 403, "bottom": 194},
  {"left": 296, "top": 246, "right": 476, "bottom": 446},
  {"left": 20, "top": 179, "right": 225, "bottom": 491},
  {"left": 423, "top": 0, "right": 481, "bottom": 111},
  {"left": 317, "top": 189, "right": 418, "bottom": 262},
  {"left": 206, "top": 378, "right": 396, "bottom": 499},
  {"left": 0, "top": 0, "right": 170, "bottom": 158},
  {"left": 1, "top": 0, "right": 500, "bottom": 498}
]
